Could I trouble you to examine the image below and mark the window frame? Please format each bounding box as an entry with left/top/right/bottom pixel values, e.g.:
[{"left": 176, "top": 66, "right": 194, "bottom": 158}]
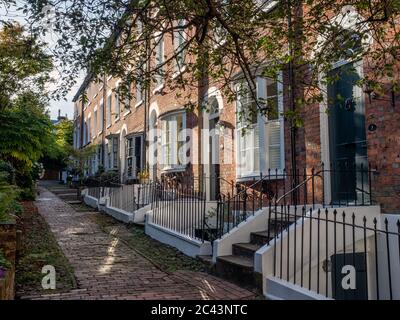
[
  {"left": 106, "top": 92, "right": 112, "bottom": 128},
  {"left": 235, "top": 74, "right": 285, "bottom": 180},
  {"left": 160, "top": 111, "right": 187, "bottom": 172},
  {"left": 173, "top": 19, "right": 187, "bottom": 75},
  {"left": 154, "top": 32, "right": 165, "bottom": 92}
]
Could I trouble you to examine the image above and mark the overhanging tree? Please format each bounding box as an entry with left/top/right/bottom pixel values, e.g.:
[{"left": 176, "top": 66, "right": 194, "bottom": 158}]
[{"left": 17, "top": 0, "right": 400, "bottom": 123}]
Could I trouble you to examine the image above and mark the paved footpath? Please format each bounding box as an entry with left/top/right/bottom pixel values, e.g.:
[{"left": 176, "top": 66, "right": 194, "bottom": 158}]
[{"left": 23, "top": 187, "right": 258, "bottom": 300}]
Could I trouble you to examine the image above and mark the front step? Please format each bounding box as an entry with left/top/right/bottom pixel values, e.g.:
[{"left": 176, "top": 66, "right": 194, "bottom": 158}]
[
  {"left": 232, "top": 243, "right": 262, "bottom": 259},
  {"left": 216, "top": 255, "right": 256, "bottom": 288},
  {"left": 214, "top": 217, "right": 296, "bottom": 291}
]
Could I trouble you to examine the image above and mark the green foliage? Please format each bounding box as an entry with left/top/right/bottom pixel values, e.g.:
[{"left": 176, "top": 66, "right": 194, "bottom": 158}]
[
  {"left": 68, "top": 144, "right": 97, "bottom": 182},
  {"left": 17, "top": 0, "right": 400, "bottom": 124},
  {"left": 0, "top": 249, "right": 11, "bottom": 270},
  {"left": 0, "top": 170, "right": 21, "bottom": 223},
  {"left": 0, "top": 91, "right": 55, "bottom": 170},
  {"left": 0, "top": 22, "right": 52, "bottom": 110}
]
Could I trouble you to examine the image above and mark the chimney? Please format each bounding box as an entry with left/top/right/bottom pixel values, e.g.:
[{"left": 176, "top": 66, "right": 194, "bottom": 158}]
[{"left": 58, "top": 109, "right": 61, "bottom": 120}]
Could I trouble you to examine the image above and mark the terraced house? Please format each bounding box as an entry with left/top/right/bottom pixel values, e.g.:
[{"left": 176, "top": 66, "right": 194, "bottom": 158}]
[{"left": 73, "top": 2, "right": 400, "bottom": 300}]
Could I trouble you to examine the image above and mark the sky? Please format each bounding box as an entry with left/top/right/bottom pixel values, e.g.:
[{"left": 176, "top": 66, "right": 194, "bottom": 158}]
[{"left": 0, "top": 2, "right": 83, "bottom": 121}]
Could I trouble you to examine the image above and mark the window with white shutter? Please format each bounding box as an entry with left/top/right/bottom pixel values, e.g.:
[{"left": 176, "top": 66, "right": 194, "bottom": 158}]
[
  {"left": 264, "top": 76, "right": 284, "bottom": 171},
  {"left": 236, "top": 82, "right": 260, "bottom": 177},
  {"left": 236, "top": 75, "right": 284, "bottom": 179}
]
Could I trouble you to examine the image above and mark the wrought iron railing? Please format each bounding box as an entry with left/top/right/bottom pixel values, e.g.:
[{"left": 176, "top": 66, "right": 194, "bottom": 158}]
[
  {"left": 210, "top": 163, "right": 375, "bottom": 242},
  {"left": 266, "top": 204, "right": 400, "bottom": 300}
]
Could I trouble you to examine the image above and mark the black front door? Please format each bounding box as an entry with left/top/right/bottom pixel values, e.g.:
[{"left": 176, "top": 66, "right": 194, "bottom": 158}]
[{"left": 328, "top": 63, "right": 369, "bottom": 205}]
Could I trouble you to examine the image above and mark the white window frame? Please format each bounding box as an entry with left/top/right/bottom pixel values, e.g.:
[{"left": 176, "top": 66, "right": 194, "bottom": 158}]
[
  {"left": 135, "top": 69, "right": 144, "bottom": 107},
  {"left": 99, "top": 99, "right": 104, "bottom": 134},
  {"left": 93, "top": 107, "right": 98, "bottom": 139},
  {"left": 235, "top": 75, "right": 284, "bottom": 180},
  {"left": 173, "top": 19, "right": 187, "bottom": 75},
  {"left": 114, "top": 84, "right": 121, "bottom": 122},
  {"left": 153, "top": 32, "right": 165, "bottom": 93},
  {"left": 106, "top": 92, "right": 112, "bottom": 128},
  {"left": 160, "top": 111, "right": 187, "bottom": 172}
]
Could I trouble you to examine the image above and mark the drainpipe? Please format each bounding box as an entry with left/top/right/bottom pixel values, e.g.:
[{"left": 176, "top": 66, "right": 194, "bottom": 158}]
[{"left": 287, "top": 0, "right": 299, "bottom": 203}]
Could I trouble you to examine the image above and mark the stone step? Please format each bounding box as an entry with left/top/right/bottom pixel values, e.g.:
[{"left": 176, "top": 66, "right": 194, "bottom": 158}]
[
  {"left": 216, "top": 255, "right": 256, "bottom": 289},
  {"left": 268, "top": 217, "right": 296, "bottom": 229},
  {"left": 250, "top": 230, "right": 274, "bottom": 246},
  {"left": 232, "top": 242, "right": 262, "bottom": 259}
]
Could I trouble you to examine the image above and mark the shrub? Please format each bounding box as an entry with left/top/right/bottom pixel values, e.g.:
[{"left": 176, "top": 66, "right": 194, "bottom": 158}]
[
  {"left": 19, "top": 187, "right": 36, "bottom": 201},
  {"left": 0, "top": 249, "right": 11, "bottom": 278},
  {"left": 0, "top": 161, "right": 15, "bottom": 184}
]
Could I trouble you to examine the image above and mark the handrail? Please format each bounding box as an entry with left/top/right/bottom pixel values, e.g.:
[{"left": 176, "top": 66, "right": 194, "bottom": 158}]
[{"left": 275, "top": 170, "right": 323, "bottom": 205}]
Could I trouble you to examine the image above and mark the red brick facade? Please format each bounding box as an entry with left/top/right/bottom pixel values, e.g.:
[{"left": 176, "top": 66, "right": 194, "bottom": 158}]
[{"left": 73, "top": 8, "right": 400, "bottom": 214}]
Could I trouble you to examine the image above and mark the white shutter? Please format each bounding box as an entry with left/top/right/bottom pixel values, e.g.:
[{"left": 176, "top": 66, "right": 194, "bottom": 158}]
[{"left": 267, "top": 121, "right": 281, "bottom": 169}]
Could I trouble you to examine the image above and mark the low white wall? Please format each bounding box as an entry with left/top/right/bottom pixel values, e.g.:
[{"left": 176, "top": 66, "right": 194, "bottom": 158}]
[
  {"left": 83, "top": 194, "right": 99, "bottom": 209},
  {"left": 266, "top": 277, "right": 332, "bottom": 300},
  {"left": 212, "top": 208, "right": 269, "bottom": 262},
  {"left": 103, "top": 205, "right": 134, "bottom": 224},
  {"left": 255, "top": 205, "right": 382, "bottom": 298},
  {"left": 145, "top": 212, "right": 212, "bottom": 258}
]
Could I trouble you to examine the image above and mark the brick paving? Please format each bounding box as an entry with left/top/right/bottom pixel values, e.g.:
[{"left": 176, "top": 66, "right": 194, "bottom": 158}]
[{"left": 22, "top": 186, "right": 258, "bottom": 300}]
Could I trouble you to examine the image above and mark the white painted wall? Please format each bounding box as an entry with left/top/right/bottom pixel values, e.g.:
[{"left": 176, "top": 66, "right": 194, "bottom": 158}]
[
  {"left": 212, "top": 207, "right": 269, "bottom": 262},
  {"left": 255, "top": 206, "right": 382, "bottom": 299},
  {"left": 145, "top": 211, "right": 212, "bottom": 258}
]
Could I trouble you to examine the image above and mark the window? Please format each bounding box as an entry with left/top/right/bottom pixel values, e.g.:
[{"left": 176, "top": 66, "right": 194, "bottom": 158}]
[
  {"left": 87, "top": 117, "right": 91, "bottom": 142},
  {"left": 126, "top": 134, "right": 143, "bottom": 178},
  {"left": 99, "top": 101, "right": 104, "bottom": 132},
  {"left": 236, "top": 76, "right": 284, "bottom": 179},
  {"left": 136, "top": 19, "right": 143, "bottom": 37},
  {"left": 112, "top": 137, "right": 119, "bottom": 170},
  {"left": 107, "top": 142, "right": 112, "bottom": 170},
  {"left": 161, "top": 112, "right": 187, "bottom": 170},
  {"left": 115, "top": 93, "right": 120, "bottom": 120},
  {"left": 155, "top": 34, "right": 164, "bottom": 88},
  {"left": 236, "top": 82, "right": 260, "bottom": 177},
  {"left": 97, "top": 145, "right": 102, "bottom": 169},
  {"left": 256, "top": 0, "right": 279, "bottom": 12},
  {"left": 106, "top": 94, "right": 112, "bottom": 127},
  {"left": 136, "top": 69, "right": 143, "bottom": 105},
  {"left": 93, "top": 109, "right": 97, "bottom": 137},
  {"left": 174, "top": 20, "right": 186, "bottom": 73},
  {"left": 263, "top": 77, "right": 283, "bottom": 170}
]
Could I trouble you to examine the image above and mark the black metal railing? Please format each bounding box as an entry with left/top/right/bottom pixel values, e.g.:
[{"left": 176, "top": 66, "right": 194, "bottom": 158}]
[
  {"left": 266, "top": 204, "right": 399, "bottom": 300},
  {"left": 210, "top": 163, "right": 375, "bottom": 242}
]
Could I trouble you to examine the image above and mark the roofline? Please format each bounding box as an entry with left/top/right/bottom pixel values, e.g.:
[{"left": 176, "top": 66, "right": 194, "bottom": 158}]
[{"left": 72, "top": 72, "right": 94, "bottom": 102}]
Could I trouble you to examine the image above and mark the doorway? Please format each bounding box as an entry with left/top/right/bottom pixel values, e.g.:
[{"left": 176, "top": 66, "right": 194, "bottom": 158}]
[{"left": 327, "top": 62, "right": 369, "bottom": 205}]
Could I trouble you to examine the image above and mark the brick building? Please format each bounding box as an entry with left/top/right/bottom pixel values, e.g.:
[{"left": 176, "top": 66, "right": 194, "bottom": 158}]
[{"left": 73, "top": 3, "right": 399, "bottom": 214}]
